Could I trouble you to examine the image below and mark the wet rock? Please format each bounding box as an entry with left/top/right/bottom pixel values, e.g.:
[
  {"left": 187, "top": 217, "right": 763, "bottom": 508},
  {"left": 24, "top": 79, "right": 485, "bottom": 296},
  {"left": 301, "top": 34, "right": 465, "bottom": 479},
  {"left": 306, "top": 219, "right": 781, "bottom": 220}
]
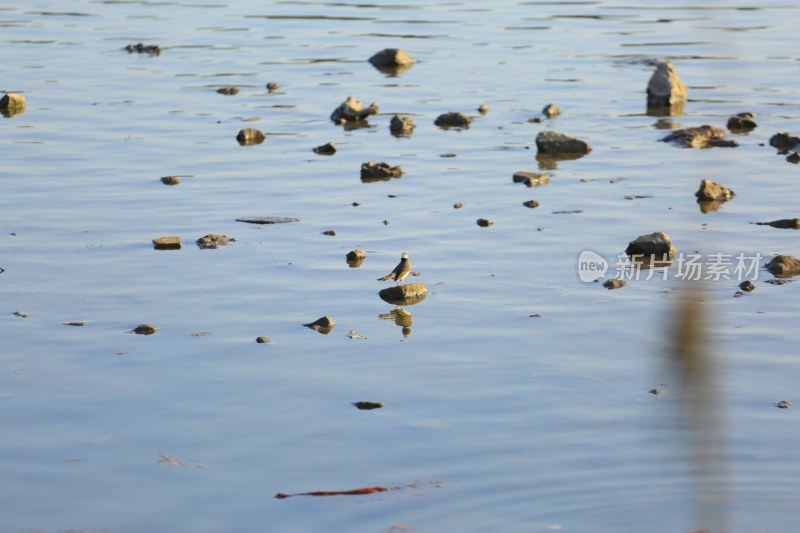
[
  {"left": 217, "top": 87, "right": 239, "bottom": 95},
  {"left": 353, "top": 401, "right": 384, "bottom": 410},
  {"left": 322, "top": 230, "right": 336, "bottom": 236},
  {"left": 434, "top": 112, "right": 472, "bottom": 129},
  {"left": 313, "top": 141, "right": 336, "bottom": 155},
  {"left": 754, "top": 218, "right": 800, "bottom": 229},
  {"left": 727, "top": 112, "right": 757, "bottom": 132},
  {"left": 695, "top": 179, "right": 735, "bottom": 202},
  {"left": 522, "top": 200, "right": 540, "bottom": 208},
  {"left": 330, "top": 96, "right": 378, "bottom": 124},
  {"left": 513, "top": 171, "right": 550, "bottom": 187},
  {"left": 266, "top": 82, "right": 281, "bottom": 92},
  {"left": 13, "top": 311, "right": 29, "bottom": 318},
  {"left": 132, "top": 324, "right": 158, "bottom": 335},
  {"left": 739, "top": 280, "right": 755, "bottom": 292},
  {"left": 625, "top": 231, "right": 676, "bottom": 259},
  {"left": 603, "top": 278, "right": 626, "bottom": 290},
  {"left": 776, "top": 400, "right": 792, "bottom": 409},
  {"left": 1, "top": 93, "right": 26, "bottom": 113},
  {"left": 256, "top": 336, "right": 272, "bottom": 344},
  {"left": 196, "top": 234, "right": 231, "bottom": 249},
  {"left": 541, "top": 103, "right": 561, "bottom": 119},
  {"left": 64, "top": 321, "right": 86, "bottom": 327},
  {"left": 453, "top": 202, "right": 463, "bottom": 209},
  {"left": 124, "top": 42, "right": 161, "bottom": 55},
  {"left": 360, "top": 161, "right": 403, "bottom": 182},
  {"left": 153, "top": 236, "right": 182, "bottom": 250},
  {"left": 160, "top": 176, "right": 181, "bottom": 186},
  {"left": 379, "top": 283, "right": 428, "bottom": 306},
  {"left": 476, "top": 218, "right": 493, "bottom": 227},
  {"left": 236, "top": 128, "right": 266, "bottom": 146},
  {"left": 769, "top": 132, "right": 800, "bottom": 153},
  {"left": 661, "top": 125, "right": 737, "bottom": 148},
  {"left": 478, "top": 103, "right": 489, "bottom": 115},
  {"left": 765, "top": 255, "right": 800, "bottom": 277},
  {"left": 787, "top": 152, "right": 800, "bottom": 164},
  {"left": 389, "top": 114, "right": 415, "bottom": 136},
  {"left": 649, "top": 388, "right": 663, "bottom": 395},
  {"left": 368, "top": 48, "right": 415, "bottom": 75},
  {"left": 304, "top": 316, "right": 335, "bottom": 334},
  {"left": 535, "top": 130, "right": 592, "bottom": 155},
  {"left": 646, "top": 60, "right": 687, "bottom": 114},
  {"left": 236, "top": 216, "right": 300, "bottom": 224},
  {"left": 346, "top": 249, "right": 365, "bottom": 267},
  {"left": 382, "top": 219, "right": 390, "bottom": 225}
]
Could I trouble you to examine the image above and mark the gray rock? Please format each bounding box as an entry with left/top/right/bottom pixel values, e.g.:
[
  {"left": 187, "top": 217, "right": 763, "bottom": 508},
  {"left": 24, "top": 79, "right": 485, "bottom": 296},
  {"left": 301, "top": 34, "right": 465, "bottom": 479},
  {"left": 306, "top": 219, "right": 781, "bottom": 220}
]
[
  {"left": 646, "top": 60, "right": 687, "bottom": 111},
  {"left": 625, "top": 231, "right": 676, "bottom": 259},
  {"left": 535, "top": 130, "right": 591, "bottom": 155},
  {"left": 236, "top": 216, "right": 300, "bottom": 224}
]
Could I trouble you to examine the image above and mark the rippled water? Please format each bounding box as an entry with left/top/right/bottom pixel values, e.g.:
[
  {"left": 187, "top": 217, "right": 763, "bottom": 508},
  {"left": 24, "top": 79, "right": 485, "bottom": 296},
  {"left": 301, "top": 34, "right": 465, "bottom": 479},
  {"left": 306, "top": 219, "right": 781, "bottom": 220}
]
[{"left": 3, "top": 1, "right": 800, "bottom": 531}]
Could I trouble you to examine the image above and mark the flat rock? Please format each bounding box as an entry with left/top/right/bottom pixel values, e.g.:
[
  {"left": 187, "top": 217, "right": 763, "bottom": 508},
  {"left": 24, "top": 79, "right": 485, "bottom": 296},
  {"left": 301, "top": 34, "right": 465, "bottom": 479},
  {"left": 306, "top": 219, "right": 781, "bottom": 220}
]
[
  {"left": 389, "top": 114, "right": 415, "bottom": 136},
  {"left": 379, "top": 283, "right": 428, "bottom": 306},
  {"left": 236, "top": 216, "right": 299, "bottom": 224},
  {"left": 513, "top": 171, "right": 550, "bottom": 187},
  {"left": 132, "top": 324, "right": 158, "bottom": 335},
  {"left": 765, "top": 255, "right": 800, "bottom": 277},
  {"left": 535, "top": 130, "right": 591, "bottom": 155},
  {"left": 727, "top": 112, "right": 757, "bottom": 132},
  {"left": 625, "top": 231, "right": 676, "bottom": 259},
  {"left": 124, "top": 42, "right": 161, "bottom": 55},
  {"left": 661, "top": 125, "right": 737, "bottom": 148},
  {"left": 153, "top": 236, "right": 182, "bottom": 250},
  {"left": 196, "top": 234, "right": 230, "bottom": 249},
  {"left": 330, "top": 96, "right": 378, "bottom": 124},
  {"left": 695, "top": 179, "right": 735, "bottom": 202},
  {"left": 236, "top": 128, "right": 265, "bottom": 146},
  {"left": 646, "top": 60, "right": 687, "bottom": 113},
  {"left": 434, "top": 112, "right": 472, "bottom": 129},
  {"left": 361, "top": 161, "right": 403, "bottom": 182},
  {"left": 754, "top": 218, "right": 800, "bottom": 229}
]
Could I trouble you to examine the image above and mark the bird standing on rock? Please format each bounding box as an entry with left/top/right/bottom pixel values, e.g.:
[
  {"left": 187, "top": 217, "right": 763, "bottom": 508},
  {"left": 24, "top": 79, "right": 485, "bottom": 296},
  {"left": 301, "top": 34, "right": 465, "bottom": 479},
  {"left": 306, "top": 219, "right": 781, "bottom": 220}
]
[{"left": 377, "top": 252, "right": 410, "bottom": 284}]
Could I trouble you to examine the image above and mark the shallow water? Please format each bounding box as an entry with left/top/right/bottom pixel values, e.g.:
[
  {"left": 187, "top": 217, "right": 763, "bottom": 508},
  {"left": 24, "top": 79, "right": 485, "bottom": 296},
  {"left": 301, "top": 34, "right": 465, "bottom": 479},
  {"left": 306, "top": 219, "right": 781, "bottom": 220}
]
[{"left": 2, "top": 1, "right": 800, "bottom": 531}]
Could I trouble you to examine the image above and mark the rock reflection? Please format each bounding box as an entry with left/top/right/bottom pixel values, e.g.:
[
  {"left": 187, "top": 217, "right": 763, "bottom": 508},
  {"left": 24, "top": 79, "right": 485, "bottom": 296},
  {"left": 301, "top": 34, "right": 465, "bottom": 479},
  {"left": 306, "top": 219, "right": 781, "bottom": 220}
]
[
  {"left": 535, "top": 152, "right": 584, "bottom": 171},
  {"left": 379, "top": 307, "right": 413, "bottom": 337}
]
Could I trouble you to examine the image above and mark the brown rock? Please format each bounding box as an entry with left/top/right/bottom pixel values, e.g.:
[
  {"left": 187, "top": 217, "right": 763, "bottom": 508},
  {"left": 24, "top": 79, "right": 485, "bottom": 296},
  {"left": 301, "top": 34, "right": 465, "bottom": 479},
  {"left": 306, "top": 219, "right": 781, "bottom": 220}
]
[
  {"left": 535, "top": 130, "right": 591, "bottom": 155},
  {"left": 727, "top": 112, "right": 756, "bottom": 132},
  {"left": 160, "top": 176, "right": 181, "bottom": 186},
  {"left": 522, "top": 200, "right": 540, "bottom": 208},
  {"left": 541, "top": 103, "right": 561, "bottom": 119},
  {"left": 196, "top": 234, "right": 230, "bottom": 249},
  {"left": 603, "top": 278, "right": 626, "bottom": 290},
  {"left": 389, "top": 114, "right": 415, "bottom": 136},
  {"left": 368, "top": 48, "right": 415, "bottom": 68},
  {"left": 153, "top": 236, "right": 182, "bottom": 250},
  {"left": 217, "top": 87, "right": 239, "bottom": 95},
  {"left": 322, "top": 230, "right": 336, "bottom": 236},
  {"left": 330, "top": 96, "right": 378, "bottom": 123},
  {"left": 378, "top": 283, "right": 428, "bottom": 306},
  {"left": 695, "top": 179, "right": 735, "bottom": 201},
  {"left": 434, "top": 112, "right": 472, "bottom": 129},
  {"left": 478, "top": 103, "right": 489, "bottom": 115},
  {"left": 266, "top": 82, "right": 281, "bottom": 92},
  {"left": 313, "top": 141, "right": 336, "bottom": 155},
  {"left": 513, "top": 171, "right": 550, "bottom": 187},
  {"left": 256, "top": 336, "right": 272, "bottom": 344},
  {"left": 453, "top": 202, "right": 463, "bottom": 209},
  {"left": 765, "top": 255, "right": 800, "bottom": 277},
  {"left": 788, "top": 152, "right": 800, "bottom": 164},
  {"left": 236, "top": 128, "right": 266, "bottom": 146},
  {"left": 132, "top": 324, "right": 158, "bottom": 335},
  {"left": 661, "top": 125, "right": 737, "bottom": 148},
  {"left": 646, "top": 60, "right": 687, "bottom": 111},
  {"left": 360, "top": 161, "right": 403, "bottom": 182},
  {"left": 755, "top": 218, "right": 800, "bottom": 229},
  {"left": 625, "top": 231, "right": 676, "bottom": 259},
  {"left": 303, "top": 316, "right": 335, "bottom": 334},
  {"left": 346, "top": 249, "right": 365, "bottom": 267},
  {"left": 1, "top": 93, "right": 26, "bottom": 110},
  {"left": 739, "top": 280, "right": 755, "bottom": 292}
]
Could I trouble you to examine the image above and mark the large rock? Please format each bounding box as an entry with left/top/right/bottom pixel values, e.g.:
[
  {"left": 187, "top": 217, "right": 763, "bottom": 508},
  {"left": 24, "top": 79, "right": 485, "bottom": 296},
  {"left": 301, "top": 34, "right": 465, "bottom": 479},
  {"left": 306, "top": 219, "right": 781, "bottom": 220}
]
[
  {"left": 535, "top": 130, "right": 591, "bottom": 155},
  {"left": 765, "top": 255, "right": 800, "bottom": 277},
  {"left": 661, "top": 125, "right": 737, "bottom": 148},
  {"left": 625, "top": 231, "right": 676, "bottom": 259},
  {"left": 434, "top": 112, "right": 472, "bottom": 129},
  {"left": 368, "top": 49, "right": 415, "bottom": 76},
  {"left": 695, "top": 179, "right": 735, "bottom": 201},
  {"left": 330, "top": 96, "right": 378, "bottom": 124},
  {"left": 379, "top": 283, "right": 428, "bottom": 306},
  {"left": 646, "top": 60, "right": 687, "bottom": 113}
]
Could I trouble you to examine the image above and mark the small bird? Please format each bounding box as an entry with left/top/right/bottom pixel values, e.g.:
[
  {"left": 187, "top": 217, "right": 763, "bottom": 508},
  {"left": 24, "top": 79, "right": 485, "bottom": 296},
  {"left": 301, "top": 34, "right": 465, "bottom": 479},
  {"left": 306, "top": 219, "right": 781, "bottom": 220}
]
[{"left": 377, "top": 252, "right": 411, "bottom": 284}]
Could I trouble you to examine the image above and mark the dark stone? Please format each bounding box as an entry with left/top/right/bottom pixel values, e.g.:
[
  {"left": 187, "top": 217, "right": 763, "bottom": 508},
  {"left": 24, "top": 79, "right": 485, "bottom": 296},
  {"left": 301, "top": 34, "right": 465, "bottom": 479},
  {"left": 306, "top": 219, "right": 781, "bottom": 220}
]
[
  {"left": 132, "top": 324, "right": 158, "bottom": 335},
  {"left": 434, "top": 112, "right": 472, "bottom": 129},
  {"left": 313, "top": 142, "right": 336, "bottom": 155},
  {"left": 535, "top": 130, "right": 591, "bottom": 155},
  {"left": 765, "top": 255, "right": 800, "bottom": 277},
  {"left": 236, "top": 217, "right": 300, "bottom": 224},
  {"left": 739, "top": 280, "right": 755, "bottom": 292},
  {"left": 124, "top": 43, "right": 161, "bottom": 55},
  {"left": 661, "top": 125, "right": 737, "bottom": 148},
  {"left": 217, "top": 87, "right": 239, "bottom": 95},
  {"left": 603, "top": 278, "right": 626, "bottom": 290},
  {"left": 236, "top": 128, "right": 266, "bottom": 146},
  {"left": 476, "top": 218, "right": 493, "bottom": 227}
]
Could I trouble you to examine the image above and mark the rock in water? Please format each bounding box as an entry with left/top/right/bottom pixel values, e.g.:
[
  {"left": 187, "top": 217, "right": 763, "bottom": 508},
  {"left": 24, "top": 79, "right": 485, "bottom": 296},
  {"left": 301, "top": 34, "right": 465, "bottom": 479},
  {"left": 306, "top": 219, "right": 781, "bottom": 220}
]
[
  {"left": 625, "top": 231, "right": 676, "bottom": 259},
  {"left": 513, "top": 171, "right": 550, "bottom": 187},
  {"left": 346, "top": 249, "right": 366, "bottom": 267},
  {"left": 541, "top": 103, "right": 561, "bottom": 119},
  {"left": 0, "top": 93, "right": 26, "bottom": 110},
  {"left": 765, "top": 255, "right": 800, "bottom": 277},
  {"left": 330, "top": 96, "right": 378, "bottom": 124},
  {"left": 695, "top": 179, "right": 735, "bottom": 201},
  {"left": 303, "top": 316, "right": 335, "bottom": 334},
  {"left": 727, "top": 112, "right": 757, "bottom": 132},
  {"left": 434, "top": 112, "right": 472, "bottom": 129},
  {"left": 368, "top": 48, "right": 415, "bottom": 68},
  {"left": 646, "top": 60, "right": 687, "bottom": 113},
  {"left": 769, "top": 132, "right": 800, "bottom": 153},
  {"left": 153, "top": 236, "right": 182, "bottom": 250},
  {"left": 236, "top": 128, "right": 265, "bottom": 146},
  {"left": 313, "top": 142, "right": 337, "bottom": 155},
  {"left": 132, "top": 324, "right": 158, "bottom": 335},
  {"left": 360, "top": 161, "right": 403, "bottom": 181},
  {"left": 603, "top": 278, "right": 626, "bottom": 290},
  {"left": 196, "top": 234, "right": 230, "bottom": 249},
  {"left": 661, "top": 125, "right": 737, "bottom": 148},
  {"left": 535, "top": 131, "right": 591, "bottom": 155},
  {"left": 389, "top": 114, "right": 416, "bottom": 136},
  {"left": 378, "top": 283, "right": 428, "bottom": 306}
]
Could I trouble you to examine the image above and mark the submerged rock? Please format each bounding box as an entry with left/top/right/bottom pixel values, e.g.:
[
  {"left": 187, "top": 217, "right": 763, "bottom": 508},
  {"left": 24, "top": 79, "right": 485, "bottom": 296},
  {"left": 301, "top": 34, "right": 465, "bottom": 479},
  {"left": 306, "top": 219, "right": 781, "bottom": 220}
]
[
  {"left": 361, "top": 161, "right": 403, "bottom": 182},
  {"left": 535, "top": 130, "right": 591, "bottom": 155},
  {"left": 727, "top": 112, "right": 757, "bottom": 132},
  {"left": 352, "top": 401, "right": 384, "bottom": 410},
  {"left": 661, "top": 125, "right": 737, "bottom": 148},
  {"left": 754, "top": 218, "right": 800, "bottom": 229},
  {"left": 626, "top": 231, "right": 676, "bottom": 259},
  {"left": 124, "top": 42, "right": 161, "bottom": 55},
  {"left": 765, "top": 255, "right": 800, "bottom": 277},
  {"left": 304, "top": 316, "right": 335, "bottom": 334},
  {"left": 196, "top": 234, "right": 231, "bottom": 249},
  {"left": 434, "top": 112, "right": 472, "bottom": 129},
  {"left": 389, "top": 114, "right": 416, "bottom": 136},
  {"left": 132, "top": 324, "right": 158, "bottom": 335},
  {"left": 313, "top": 141, "right": 337, "bottom": 155},
  {"left": 513, "top": 171, "right": 550, "bottom": 187},
  {"left": 217, "top": 87, "right": 239, "bottom": 95},
  {"left": 236, "top": 128, "right": 266, "bottom": 146},
  {"left": 695, "top": 179, "right": 735, "bottom": 202},
  {"left": 330, "top": 96, "right": 378, "bottom": 124},
  {"left": 153, "top": 236, "right": 182, "bottom": 250},
  {"left": 646, "top": 60, "right": 687, "bottom": 114}
]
